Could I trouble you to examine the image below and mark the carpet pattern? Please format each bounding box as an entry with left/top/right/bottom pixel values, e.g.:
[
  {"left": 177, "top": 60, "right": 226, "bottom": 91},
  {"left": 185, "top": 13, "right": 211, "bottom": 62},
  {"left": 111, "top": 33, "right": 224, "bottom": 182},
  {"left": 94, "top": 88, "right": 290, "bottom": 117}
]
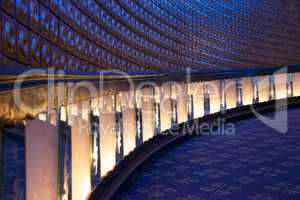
[{"left": 117, "top": 108, "right": 300, "bottom": 200}]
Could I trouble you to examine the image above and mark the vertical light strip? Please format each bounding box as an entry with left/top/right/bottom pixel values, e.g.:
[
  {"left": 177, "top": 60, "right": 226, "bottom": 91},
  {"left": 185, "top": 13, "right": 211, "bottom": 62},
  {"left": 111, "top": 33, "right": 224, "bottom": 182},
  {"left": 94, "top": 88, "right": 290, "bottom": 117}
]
[
  {"left": 177, "top": 83, "right": 188, "bottom": 124},
  {"left": 160, "top": 84, "right": 172, "bottom": 131},
  {"left": 99, "top": 96, "right": 116, "bottom": 177},
  {"left": 25, "top": 119, "right": 58, "bottom": 200},
  {"left": 71, "top": 101, "right": 91, "bottom": 200},
  {"left": 142, "top": 88, "right": 155, "bottom": 142},
  {"left": 258, "top": 75, "right": 270, "bottom": 103},
  {"left": 208, "top": 80, "right": 221, "bottom": 114},
  {"left": 274, "top": 73, "right": 288, "bottom": 100},
  {"left": 293, "top": 72, "right": 300, "bottom": 97},
  {"left": 192, "top": 82, "right": 204, "bottom": 119},
  {"left": 121, "top": 91, "right": 136, "bottom": 156},
  {"left": 242, "top": 77, "right": 253, "bottom": 106},
  {"left": 225, "top": 79, "right": 237, "bottom": 109}
]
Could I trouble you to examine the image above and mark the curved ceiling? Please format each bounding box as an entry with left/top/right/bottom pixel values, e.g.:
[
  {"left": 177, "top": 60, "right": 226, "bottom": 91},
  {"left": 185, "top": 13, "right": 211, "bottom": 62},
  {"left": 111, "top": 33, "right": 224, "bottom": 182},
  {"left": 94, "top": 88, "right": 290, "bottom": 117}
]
[{"left": 0, "top": 0, "right": 299, "bottom": 74}]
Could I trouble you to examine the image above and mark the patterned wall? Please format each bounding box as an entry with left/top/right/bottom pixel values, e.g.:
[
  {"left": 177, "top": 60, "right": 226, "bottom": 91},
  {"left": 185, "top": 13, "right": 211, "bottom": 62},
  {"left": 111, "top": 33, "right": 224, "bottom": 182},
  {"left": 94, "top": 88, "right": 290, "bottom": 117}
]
[{"left": 0, "top": 0, "right": 299, "bottom": 73}]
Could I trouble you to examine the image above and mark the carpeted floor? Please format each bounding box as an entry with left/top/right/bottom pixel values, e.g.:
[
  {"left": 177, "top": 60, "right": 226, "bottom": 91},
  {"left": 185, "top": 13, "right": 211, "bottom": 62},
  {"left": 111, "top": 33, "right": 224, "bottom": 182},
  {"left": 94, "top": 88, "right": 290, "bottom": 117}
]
[{"left": 116, "top": 108, "right": 300, "bottom": 200}]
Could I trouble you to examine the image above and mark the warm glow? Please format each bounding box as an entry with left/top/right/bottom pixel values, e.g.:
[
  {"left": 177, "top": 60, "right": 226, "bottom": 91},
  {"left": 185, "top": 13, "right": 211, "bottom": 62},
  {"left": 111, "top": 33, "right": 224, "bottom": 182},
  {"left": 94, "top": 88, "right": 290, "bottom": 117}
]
[
  {"left": 207, "top": 80, "right": 221, "bottom": 113},
  {"left": 258, "top": 76, "right": 270, "bottom": 102},
  {"left": 60, "top": 106, "right": 67, "bottom": 122},
  {"left": 225, "top": 79, "right": 237, "bottom": 109},
  {"left": 123, "top": 108, "right": 136, "bottom": 156},
  {"left": 274, "top": 73, "right": 287, "bottom": 100},
  {"left": 192, "top": 82, "right": 204, "bottom": 118},
  {"left": 100, "top": 112, "right": 116, "bottom": 177},
  {"left": 71, "top": 115, "right": 91, "bottom": 200},
  {"left": 25, "top": 119, "right": 58, "bottom": 200},
  {"left": 177, "top": 83, "right": 188, "bottom": 123},
  {"left": 38, "top": 112, "right": 47, "bottom": 121},
  {"left": 160, "top": 85, "right": 172, "bottom": 131},
  {"left": 293, "top": 72, "right": 300, "bottom": 97}
]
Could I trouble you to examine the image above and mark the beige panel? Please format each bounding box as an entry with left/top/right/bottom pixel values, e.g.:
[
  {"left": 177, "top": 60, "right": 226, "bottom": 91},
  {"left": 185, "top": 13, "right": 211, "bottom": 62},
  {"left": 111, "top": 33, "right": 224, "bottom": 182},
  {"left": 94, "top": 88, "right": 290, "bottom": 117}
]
[
  {"left": 192, "top": 82, "right": 204, "bottom": 118},
  {"left": 142, "top": 87, "right": 154, "bottom": 142},
  {"left": 121, "top": 91, "right": 136, "bottom": 156},
  {"left": 242, "top": 77, "right": 253, "bottom": 106},
  {"left": 207, "top": 80, "right": 220, "bottom": 113},
  {"left": 99, "top": 96, "right": 116, "bottom": 177},
  {"left": 293, "top": 72, "right": 300, "bottom": 97},
  {"left": 258, "top": 75, "right": 269, "bottom": 102},
  {"left": 122, "top": 108, "right": 136, "bottom": 156},
  {"left": 70, "top": 102, "right": 91, "bottom": 200},
  {"left": 160, "top": 84, "right": 172, "bottom": 131},
  {"left": 176, "top": 83, "right": 188, "bottom": 123},
  {"left": 25, "top": 119, "right": 58, "bottom": 200},
  {"left": 225, "top": 79, "right": 237, "bottom": 109},
  {"left": 274, "top": 73, "right": 287, "bottom": 100}
]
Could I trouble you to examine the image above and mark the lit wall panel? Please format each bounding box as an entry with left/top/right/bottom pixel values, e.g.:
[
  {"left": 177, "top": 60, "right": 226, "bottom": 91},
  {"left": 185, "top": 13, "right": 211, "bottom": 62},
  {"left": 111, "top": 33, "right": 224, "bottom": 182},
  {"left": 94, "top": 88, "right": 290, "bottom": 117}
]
[
  {"left": 99, "top": 96, "right": 116, "bottom": 177},
  {"left": 192, "top": 82, "right": 204, "bottom": 118},
  {"left": 242, "top": 77, "right": 253, "bottom": 106},
  {"left": 293, "top": 72, "right": 300, "bottom": 97},
  {"left": 258, "top": 76, "right": 270, "bottom": 102},
  {"left": 25, "top": 119, "right": 58, "bottom": 200},
  {"left": 176, "top": 83, "right": 188, "bottom": 123},
  {"left": 142, "top": 88, "right": 155, "bottom": 142},
  {"left": 160, "top": 84, "right": 172, "bottom": 131},
  {"left": 207, "top": 80, "right": 220, "bottom": 113},
  {"left": 70, "top": 102, "right": 91, "bottom": 200},
  {"left": 121, "top": 92, "right": 136, "bottom": 156},
  {"left": 225, "top": 79, "right": 237, "bottom": 109},
  {"left": 274, "top": 73, "right": 287, "bottom": 99}
]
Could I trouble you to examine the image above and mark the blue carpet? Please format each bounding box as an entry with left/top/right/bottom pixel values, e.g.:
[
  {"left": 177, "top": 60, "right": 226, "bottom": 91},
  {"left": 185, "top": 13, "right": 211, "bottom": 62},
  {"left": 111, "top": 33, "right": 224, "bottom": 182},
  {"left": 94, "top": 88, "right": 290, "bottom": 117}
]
[{"left": 117, "top": 108, "right": 300, "bottom": 200}]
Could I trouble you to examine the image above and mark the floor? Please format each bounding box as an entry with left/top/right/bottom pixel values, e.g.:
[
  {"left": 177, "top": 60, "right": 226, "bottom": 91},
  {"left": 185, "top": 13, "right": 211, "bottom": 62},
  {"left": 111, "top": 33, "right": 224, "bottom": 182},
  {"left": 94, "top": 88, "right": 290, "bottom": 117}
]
[{"left": 116, "top": 108, "right": 300, "bottom": 200}]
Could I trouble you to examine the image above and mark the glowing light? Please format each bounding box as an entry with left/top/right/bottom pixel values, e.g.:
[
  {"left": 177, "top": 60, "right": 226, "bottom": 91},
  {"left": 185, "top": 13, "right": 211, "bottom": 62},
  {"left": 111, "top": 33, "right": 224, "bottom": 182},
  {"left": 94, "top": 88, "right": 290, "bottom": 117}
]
[{"left": 60, "top": 106, "right": 67, "bottom": 122}]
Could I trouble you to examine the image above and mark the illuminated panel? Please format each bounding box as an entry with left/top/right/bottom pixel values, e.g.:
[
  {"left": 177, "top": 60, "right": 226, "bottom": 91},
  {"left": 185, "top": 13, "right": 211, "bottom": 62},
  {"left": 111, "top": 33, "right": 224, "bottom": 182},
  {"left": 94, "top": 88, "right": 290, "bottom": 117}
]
[
  {"left": 70, "top": 102, "right": 91, "bottom": 200},
  {"left": 242, "top": 77, "right": 253, "bottom": 106},
  {"left": 49, "top": 109, "right": 59, "bottom": 126},
  {"left": 99, "top": 96, "right": 116, "bottom": 177},
  {"left": 160, "top": 84, "right": 172, "bottom": 131},
  {"left": 274, "top": 73, "right": 287, "bottom": 99},
  {"left": 25, "top": 119, "right": 58, "bottom": 200},
  {"left": 176, "top": 83, "right": 188, "bottom": 123},
  {"left": 207, "top": 80, "right": 220, "bottom": 113},
  {"left": 120, "top": 91, "right": 136, "bottom": 157},
  {"left": 225, "top": 79, "right": 237, "bottom": 109},
  {"left": 293, "top": 72, "right": 300, "bottom": 97},
  {"left": 142, "top": 88, "right": 155, "bottom": 142},
  {"left": 258, "top": 76, "right": 270, "bottom": 102},
  {"left": 192, "top": 82, "right": 204, "bottom": 118}
]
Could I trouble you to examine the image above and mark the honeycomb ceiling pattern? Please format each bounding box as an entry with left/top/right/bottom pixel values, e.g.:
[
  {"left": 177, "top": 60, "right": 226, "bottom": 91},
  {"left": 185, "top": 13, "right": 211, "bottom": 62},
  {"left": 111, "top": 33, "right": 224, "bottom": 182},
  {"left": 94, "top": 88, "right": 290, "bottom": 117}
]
[{"left": 0, "top": 0, "right": 299, "bottom": 73}]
